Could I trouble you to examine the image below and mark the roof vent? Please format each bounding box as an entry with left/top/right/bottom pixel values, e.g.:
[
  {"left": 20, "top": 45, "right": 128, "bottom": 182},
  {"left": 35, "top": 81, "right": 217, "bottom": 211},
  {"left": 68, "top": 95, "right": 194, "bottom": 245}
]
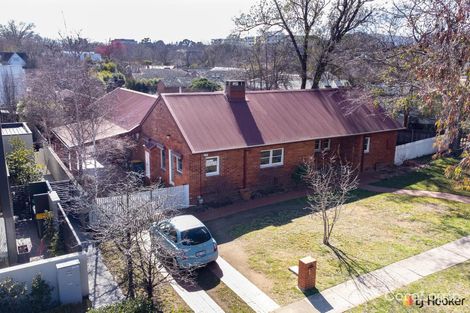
[{"left": 225, "top": 80, "right": 246, "bottom": 102}]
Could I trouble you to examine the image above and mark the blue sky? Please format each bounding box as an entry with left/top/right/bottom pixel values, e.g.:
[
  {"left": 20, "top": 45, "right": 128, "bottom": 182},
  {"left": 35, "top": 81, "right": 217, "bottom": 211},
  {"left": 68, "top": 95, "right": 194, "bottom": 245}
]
[{"left": 0, "top": 0, "right": 255, "bottom": 43}]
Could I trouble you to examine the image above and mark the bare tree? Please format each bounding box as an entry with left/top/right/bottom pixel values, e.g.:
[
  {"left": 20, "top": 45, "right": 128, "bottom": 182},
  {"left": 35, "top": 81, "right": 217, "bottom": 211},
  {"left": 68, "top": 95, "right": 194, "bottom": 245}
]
[
  {"left": 245, "top": 32, "right": 292, "bottom": 90},
  {"left": 88, "top": 172, "right": 193, "bottom": 303},
  {"left": 303, "top": 152, "right": 358, "bottom": 245},
  {"left": 0, "top": 20, "right": 35, "bottom": 50},
  {"left": 235, "top": 0, "right": 374, "bottom": 89}
]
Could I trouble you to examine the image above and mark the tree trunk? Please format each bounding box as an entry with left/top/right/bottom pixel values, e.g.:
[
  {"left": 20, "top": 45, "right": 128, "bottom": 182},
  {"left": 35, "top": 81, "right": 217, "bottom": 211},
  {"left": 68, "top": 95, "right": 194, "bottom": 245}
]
[
  {"left": 126, "top": 232, "right": 135, "bottom": 298},
  {"left": 312, "top": 59, "right": 327, "bottom": 89},
  {"left": 300, "top": 59, "right": 307, "bottom": 89}
]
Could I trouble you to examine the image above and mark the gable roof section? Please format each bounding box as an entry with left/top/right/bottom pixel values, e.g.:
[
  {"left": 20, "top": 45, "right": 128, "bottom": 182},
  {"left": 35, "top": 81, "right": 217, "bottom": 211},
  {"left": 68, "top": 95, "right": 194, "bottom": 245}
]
[
  {"left": 102, "top": 88, "right": 158, "bottom": 131},
  {"left": 162, "top": 89, "right": 403, "bottom": 153},
  {"left": 53, "top": 88, "right": 157, "bottom": 148}
]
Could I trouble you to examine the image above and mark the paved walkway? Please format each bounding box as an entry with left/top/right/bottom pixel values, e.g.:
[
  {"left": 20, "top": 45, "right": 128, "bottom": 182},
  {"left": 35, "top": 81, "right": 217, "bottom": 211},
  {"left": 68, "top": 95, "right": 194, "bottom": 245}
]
[
  {"left": 209, "top": 257, "right": 280, "bottom": 313},
  {"left": 194, "top": 189, "right": 308, "bottom": 222},
  {"left": 86, "top": 244, "right": 125, "bottom": 308},
  {"left": 361, "top": 184, "right": 470, "bottom": 203},
  {"left": 275, "top": 236, "right": 470, "bottom": 313},
  {"left": 159, "top": 265, "right": 224, "bottom": 313}
]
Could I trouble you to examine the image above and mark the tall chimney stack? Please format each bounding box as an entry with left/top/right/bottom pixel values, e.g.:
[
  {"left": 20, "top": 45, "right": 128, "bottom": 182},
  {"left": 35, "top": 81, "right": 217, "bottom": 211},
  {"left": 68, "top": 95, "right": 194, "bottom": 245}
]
[{"left": 225, "top": 80, "right": 246, "bottom": 102}]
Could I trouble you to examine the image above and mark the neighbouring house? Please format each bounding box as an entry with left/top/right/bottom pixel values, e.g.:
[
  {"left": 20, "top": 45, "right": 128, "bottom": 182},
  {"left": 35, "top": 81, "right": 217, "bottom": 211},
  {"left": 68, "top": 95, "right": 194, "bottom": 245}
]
[
  {"left": 51, "top": 88, "right": 158, "bottom": 172},
  {"left": 138, "top": 80, "right": 403, "bottom": 205},
  {"left": 0, "top": 52, "right": 28, "bottom": 67},
  {"left": 0, "top": 53, "right": 27, "bottom": 117},
  {"left": 134, "top": 67, "right": 195, "bottom": 93}
]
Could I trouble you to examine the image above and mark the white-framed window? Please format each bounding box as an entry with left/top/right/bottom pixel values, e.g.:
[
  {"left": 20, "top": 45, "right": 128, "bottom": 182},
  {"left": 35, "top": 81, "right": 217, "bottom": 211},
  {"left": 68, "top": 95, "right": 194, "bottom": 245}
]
[
  {"left": 363, "top": 136, "right": 371, "bottom": 153},
  {"left": 314, "top": 139, "right": 331, "bottom": 152},
  {"left": 260, "top": 148, "right": 284, "bottom": 168},
  {"left": 205, "top": 156, "right": 220, "bottom": 176},
  {"left": 176, "top": 156, "right": 183, "bottom": 173},
  {"left": 160, "top": 149, "right": 166, "bottom": 170},
  {"left": 322, "top": 139, "right": 331, "bottom": 151}
]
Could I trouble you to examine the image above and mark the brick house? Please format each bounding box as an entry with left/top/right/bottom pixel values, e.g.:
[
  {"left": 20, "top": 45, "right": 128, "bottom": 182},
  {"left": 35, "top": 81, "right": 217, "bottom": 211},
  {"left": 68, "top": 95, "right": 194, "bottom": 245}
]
[
  {"left": 139, "top": 81, "right": 403, "bottom": 205},
  {"left": 52, "top": 88, "right": 157, "bottom": 171}
]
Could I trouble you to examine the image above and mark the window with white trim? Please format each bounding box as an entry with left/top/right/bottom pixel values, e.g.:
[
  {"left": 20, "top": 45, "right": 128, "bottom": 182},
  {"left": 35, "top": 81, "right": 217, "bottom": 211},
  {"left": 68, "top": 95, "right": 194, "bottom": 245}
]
[
  {"left": 363, "top": 137, "right": 370, "bottom": 153},
  {"left": 160, "top": 148, "right": 166, "bottom": 170},
  {"left": 205, "top": 156, "right": 220, "bottom": 176},
  {"left": 176, "top": 156, "right": 183, "bottom": 173},
  {"left": 314, "top": 139, "right": 331, "bottom": 152},
  {"left": 260, "top": 148, "right": 284, "bottom": 168}
]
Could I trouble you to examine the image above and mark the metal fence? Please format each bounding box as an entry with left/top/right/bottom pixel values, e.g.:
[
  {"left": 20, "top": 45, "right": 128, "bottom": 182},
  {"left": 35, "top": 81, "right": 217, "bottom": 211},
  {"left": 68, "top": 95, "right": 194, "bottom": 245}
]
[
  {"left": 90, "top": 184, "right": 190, "bottom": 226},
  {"left": 395, "top": 137, "right": 437, "bottom": 165}
]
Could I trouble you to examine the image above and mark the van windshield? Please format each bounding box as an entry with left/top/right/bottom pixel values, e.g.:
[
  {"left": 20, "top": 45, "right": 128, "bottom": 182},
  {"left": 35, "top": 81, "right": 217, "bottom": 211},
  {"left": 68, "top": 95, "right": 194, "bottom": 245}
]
[{"left": 181, "top": 227, "right": 211, "bottom": 246}]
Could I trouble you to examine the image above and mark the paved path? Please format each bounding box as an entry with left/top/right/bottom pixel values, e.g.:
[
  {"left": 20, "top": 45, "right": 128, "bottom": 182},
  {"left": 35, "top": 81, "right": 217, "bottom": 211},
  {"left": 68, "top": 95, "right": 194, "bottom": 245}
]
[
  {"left": 275, "top": 236, "right": 470, "bottom": 313},
  {"left": 86, "top": 244, "right": 125, "bottom": 308},
  {"left": 159, "top": 265, "right": 225, "bottom": 313},
  {"left": 209, "top": 257, "right": 280, "bottom": 313},
  {"left": 361, "top": 185, "right": 470, "bottom": 203}
]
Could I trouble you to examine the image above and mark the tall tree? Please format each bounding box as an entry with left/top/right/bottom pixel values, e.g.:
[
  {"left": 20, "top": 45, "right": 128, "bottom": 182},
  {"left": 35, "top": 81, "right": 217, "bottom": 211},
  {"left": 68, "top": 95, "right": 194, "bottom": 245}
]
[
  {"left": 0, "top": 20, "right": 35, "bottom": 50},
  {"left": 392, "top": 0, "right": 469, "bottom": 156},
  {"left": 235, "top": 0, "right": 374, "bottom": 89}
]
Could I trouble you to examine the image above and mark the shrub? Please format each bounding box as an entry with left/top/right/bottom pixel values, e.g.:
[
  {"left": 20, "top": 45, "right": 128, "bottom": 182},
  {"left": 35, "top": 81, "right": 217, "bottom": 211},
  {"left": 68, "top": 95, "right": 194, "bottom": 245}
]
[
  {"left": 0, "top": 275, "right": 53, "bottom": 313},
  {"left": 126, "top": 78, "right": 159, "bottom": 94},
  {"left": 6, "top": 137, "right": 43, "bottom": 185},
  {"left": 87, "top": 298, "right": 153, "bottom": 313},
  {"left": 50, "top": 224, "right": 66, "bottom": 256},
  {"left": 292, "top": 163, "right": 308, "bottom": 186},
  {"left": 30, "top": 274, "right": 53, "bottom": 312},
  {"left": 189, "top": 78, "right": 221, "bottom": 92}
]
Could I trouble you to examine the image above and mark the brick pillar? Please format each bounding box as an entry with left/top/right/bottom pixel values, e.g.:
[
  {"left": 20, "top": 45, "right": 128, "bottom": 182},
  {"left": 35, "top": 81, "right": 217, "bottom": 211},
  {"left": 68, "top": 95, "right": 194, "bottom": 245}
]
[{"left": 298, "top": 256, "right": 317, "bottom": 291}]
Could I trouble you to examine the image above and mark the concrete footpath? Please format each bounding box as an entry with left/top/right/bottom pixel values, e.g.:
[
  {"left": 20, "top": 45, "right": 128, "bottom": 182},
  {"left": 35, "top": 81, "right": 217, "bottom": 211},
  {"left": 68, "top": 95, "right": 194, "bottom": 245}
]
[
  {"left": 361, "top": 185, "right": 470, "bottom": 204},
  {"left": 209, "top": 257, "right": 280, "bottom": 313},
  {"left": 86, "top": 244, "right": 125, "bottom": 308},
  {"left": 276, "top": 236, "right": 470, "bottom": 313}
]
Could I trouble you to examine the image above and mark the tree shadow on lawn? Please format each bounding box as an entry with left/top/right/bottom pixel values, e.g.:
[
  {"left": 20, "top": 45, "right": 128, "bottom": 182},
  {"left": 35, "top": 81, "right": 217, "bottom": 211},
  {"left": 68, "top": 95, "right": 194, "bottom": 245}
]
[{"left": 207, "top": 189, "right": 378, "bottom": 245}]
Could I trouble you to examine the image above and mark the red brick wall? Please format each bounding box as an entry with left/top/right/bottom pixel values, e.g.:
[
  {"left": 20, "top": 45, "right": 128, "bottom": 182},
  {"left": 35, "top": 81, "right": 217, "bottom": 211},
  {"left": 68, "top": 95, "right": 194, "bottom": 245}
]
[
  {"left": 140, "top": 101, "right": 398, "bottom": 204},
  {"left": 140, "top": 98, "right": 192, "bottom": 187},
  {"left": 362, "top": 131, "right": 397, "bottom": 171}
]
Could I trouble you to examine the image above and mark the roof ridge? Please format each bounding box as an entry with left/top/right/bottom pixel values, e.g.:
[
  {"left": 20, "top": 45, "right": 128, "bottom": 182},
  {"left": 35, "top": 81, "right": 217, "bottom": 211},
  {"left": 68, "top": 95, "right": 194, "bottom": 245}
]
[
  {"left": 161, "top": 88, "right": 343, "bottom": 97},
  {"left": 119, "top": 87, "right": 158, "bottom": 98}
]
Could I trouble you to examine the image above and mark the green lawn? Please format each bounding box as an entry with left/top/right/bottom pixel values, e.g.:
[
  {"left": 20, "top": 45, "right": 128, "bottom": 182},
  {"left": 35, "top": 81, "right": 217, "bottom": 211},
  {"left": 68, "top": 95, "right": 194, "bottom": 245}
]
[
  {"left": 211, "top": 191, "right": 470, "bottom": 305},
  {"left": 373, "top": 157, "right": 470, "bottom": 197},
  {"left": 349, "top": 261, "right": 470, "bottom": 312}
]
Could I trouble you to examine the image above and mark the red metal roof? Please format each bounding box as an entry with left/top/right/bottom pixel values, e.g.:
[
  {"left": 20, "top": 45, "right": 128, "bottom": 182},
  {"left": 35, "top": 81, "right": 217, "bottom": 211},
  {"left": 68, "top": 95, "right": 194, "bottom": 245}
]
[
  {"left": 162, "top": 89, "right": 403, "bottom": 153},
  {"left": 53, "top": 88, "right": 157, "bottom": 148},
  {"left": 104, "top": 88, "right": 158, "bottom": 131}
]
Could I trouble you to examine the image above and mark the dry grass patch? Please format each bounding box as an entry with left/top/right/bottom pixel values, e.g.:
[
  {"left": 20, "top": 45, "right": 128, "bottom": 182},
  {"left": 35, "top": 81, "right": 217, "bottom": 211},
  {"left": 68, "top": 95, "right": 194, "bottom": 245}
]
[{"left": 212, "top": 191, "right": 470, "bottom": 305}]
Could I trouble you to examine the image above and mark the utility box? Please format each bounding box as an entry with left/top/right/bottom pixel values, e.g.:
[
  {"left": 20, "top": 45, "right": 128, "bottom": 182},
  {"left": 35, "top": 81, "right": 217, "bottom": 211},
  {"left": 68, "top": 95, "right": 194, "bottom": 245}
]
[
  {"left": 56, "top": 259, "right": 82, "bottom": 305},
  {"left": 298, "top": 256, "right": 317, "bottom": 291}
]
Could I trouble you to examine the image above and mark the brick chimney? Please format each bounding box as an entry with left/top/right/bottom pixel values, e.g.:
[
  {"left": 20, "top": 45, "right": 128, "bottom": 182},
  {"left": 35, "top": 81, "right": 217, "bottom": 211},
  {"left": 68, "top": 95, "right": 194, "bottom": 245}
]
[{"left": 225, "top": 80, "right": 246, "bottom": 102}]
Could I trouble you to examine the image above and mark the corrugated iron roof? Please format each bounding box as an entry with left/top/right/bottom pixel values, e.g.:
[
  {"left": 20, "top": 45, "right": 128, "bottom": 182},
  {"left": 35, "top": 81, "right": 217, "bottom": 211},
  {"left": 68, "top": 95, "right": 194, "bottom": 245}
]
[
  {"left": 162, "top": 89, "right": 403, "bottom": 153},
  {"left": 53, "top": 119, "right": 128, "bottom": 148},
  {"left": 53, "top": 88, "right": 157, "bottom": 148},
  {"left": 103, "top": 88, "right": 157, "bottom": 130}
]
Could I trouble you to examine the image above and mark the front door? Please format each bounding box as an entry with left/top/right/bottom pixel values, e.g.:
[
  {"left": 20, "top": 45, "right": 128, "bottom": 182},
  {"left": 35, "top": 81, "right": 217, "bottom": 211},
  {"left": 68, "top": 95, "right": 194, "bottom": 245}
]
[{"left": 145, "top": 150, "right": 151, "bottom": 178}]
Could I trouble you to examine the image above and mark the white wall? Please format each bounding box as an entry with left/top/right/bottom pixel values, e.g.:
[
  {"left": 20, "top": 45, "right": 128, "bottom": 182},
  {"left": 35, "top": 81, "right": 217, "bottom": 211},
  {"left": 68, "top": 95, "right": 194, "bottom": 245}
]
[
  {"left": 395, "top": 137, "right": 437, "bottom": 165},
  {"left": 0, "top": 252, "right": 88, "bottom": 304},
  {"left": 0, "top": 64, "right": 25, "bottom": 105}
]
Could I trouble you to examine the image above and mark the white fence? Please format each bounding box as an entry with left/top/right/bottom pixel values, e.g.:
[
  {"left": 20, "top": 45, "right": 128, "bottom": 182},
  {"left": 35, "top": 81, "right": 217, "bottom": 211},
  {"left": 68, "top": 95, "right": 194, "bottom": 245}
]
[
  {"left": 394, "top": 137, "right": 437, "bottom": 165},
  {"left": 90, "top": 185, "right": 190, "bottom": 226}
]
